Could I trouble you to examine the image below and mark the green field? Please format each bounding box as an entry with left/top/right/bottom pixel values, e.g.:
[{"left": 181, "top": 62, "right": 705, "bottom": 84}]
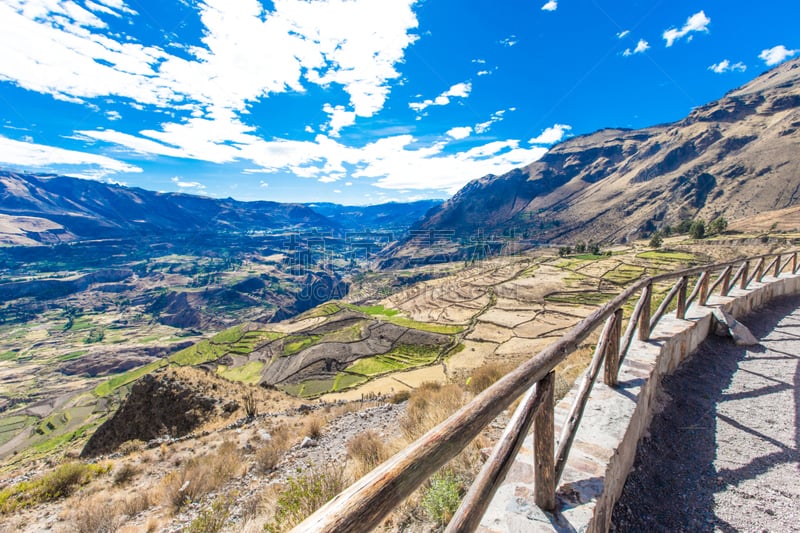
[
  {"left": 281, "top": 335, "right": 322, "bottom": 356},
  {"left": 637, "top": 250, "right": 696, "bottom": 262},
  {"left": 603, "top": 264, "right": 646, "bottom": 285},
  {"left": 545, "top": 292, "right": 616, "bottom": 306},
  {"left": 217, "top": 361, "right": 265, "bottom": 385}
]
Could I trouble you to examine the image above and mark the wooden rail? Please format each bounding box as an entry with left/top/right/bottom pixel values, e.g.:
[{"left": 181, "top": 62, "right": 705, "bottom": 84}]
[{"left": 292, "top": 251, "right": 798, "bottom": 533}]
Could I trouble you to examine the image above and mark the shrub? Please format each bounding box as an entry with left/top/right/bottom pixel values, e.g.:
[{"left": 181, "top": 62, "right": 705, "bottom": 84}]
[
  {"left": 113, "top": 462, "right": 139, "bottom": 486},
  {"left": 0, "top": 461, "right": 110, "bottom": 513},
  {"left": 347, "top": 430, "right": 390, "bottom": 478},
  {"left": 709, "top": 217, "right": 728, "bottom": 235},
  {"left": 649, "top": 232, "right": 663, "bottom": 249},
  {"left": 689, "top": 220, "right": 706, "bottom": 239},
  {"left": 243, "top": 390, "right": 258, "bottom": 418},
  {"left": 255, "top": 424, "right": 291, "bottom": 474},
  {"left": 303, "top": 414, "right": 326, "bottom": 440},
  {"left": 466, "top": 362, "right": 512, "bottom": 394},
  {"left": 264, "top": 466, "right": 350, "bottom": 532},
  {"left": 400, "top": 383, "right": 464, "bottom": 441},
  {"left": 160, "top": 440, "right": 242, "bottom": 512},
  {"left": 422, "top": 470, "right": 463, "bottom": 527},
  {"left": 72, "top": 494, "right": 121, "bottom": 533},
  {"left": 389, "top": 390, "right": 411, "bottom": 404},
  {"left": 186, "top": 493, "right": 234, "bottom": 533}
]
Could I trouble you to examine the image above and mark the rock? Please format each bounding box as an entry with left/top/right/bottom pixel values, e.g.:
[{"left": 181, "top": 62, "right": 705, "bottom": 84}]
[
  {"left": 300, "top": 436, "right": 317, "bottom": 448},
  {"left": 712, "top": 308, "right": 759, "bottom": 346}
]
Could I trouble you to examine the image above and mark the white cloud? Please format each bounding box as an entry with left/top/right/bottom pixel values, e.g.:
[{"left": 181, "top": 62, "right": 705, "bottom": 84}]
[
  {"left": 529, "top": 124, "right": 572, "bottom": 145},
  {"left": 471, "top": 58, "right": 486, "bottom": 64},
  {"left": 0, "top": 0, "right": 419, "bottom": 137},
  {"left": 541, "top": 1, "right": 557, "bottom": 12},
  {"left": 106, "top": 110, "right": 121, "bottom": 121},
  {"left": 473, "top": 108, "right": 510, "bottom": 134},
  {"left": 708, "top": 59, "right": 746, "bottom": 74},
  {"left": 663, "top": 10, "right": 710, "bottom": 47},
  {"left": 171, "top": 176, "right": 206, "bottom": 189},
  {"left": 617, "top": 30, "right": 630, "bottom": 39},
  {"left": 477, "top": 70, "right": 491, "bottom": 76},
  {"left": 259, "top": 180, "right": 269, "bottom": 188},
  {"left": 409, "top": 82, "right": 472, "bottom": 112},
  {"left": 333, "top": 189, "right": 342, "bottom": 193},
  {"left": 624, "top": 39, "right": 650, "bottom": 56},
  {"left": 322, "top": 104, "right": 356, "bottom": 137},
  {"left": 500, "top": 36, "right": 517, "bottom": 47},
  {"left": 446, "top": 126, "right": 472, "bottom": 140},
  {"left": 0, "top": 134, "right": 141, "bottom": 176},
  {"left": 759, "top": 45, "right": 798, "bottom": 66}
]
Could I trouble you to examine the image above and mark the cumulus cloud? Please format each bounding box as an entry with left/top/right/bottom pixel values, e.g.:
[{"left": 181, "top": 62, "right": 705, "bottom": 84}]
[
  {"left": 529, "top": 124, "right": 571, "bottom": 145},
  {"left": 409, "top": 82, "right": 472, "bottom": 112},
  {"left": 708, "top": 59, "right": 746, "bottom": 74},
  {"left": 759, "top": 45, "right": 798, "bottom": 66},
  {"left": 663, "top": 10, "right": 710, "bottom": 47},
  {"left": 0, "top": 0, "right": 419, "bottom": 138},
  {"left": 322, "top": 104, "right": 357, "bottom": 137},
  {"left": 446, "top": 126, "right": 472, "bottom": 140},
  {"left": 623, "top": 39, "right": 650, "bottom": 56},
  {"left": 171, "top": 176, "right": 206, "bottom": 189},
  {"left": 541, "top": 1, "right": 557, "bottom": 12}
]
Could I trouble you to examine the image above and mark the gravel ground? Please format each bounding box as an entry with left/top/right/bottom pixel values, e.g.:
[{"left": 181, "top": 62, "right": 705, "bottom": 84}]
[{"left": 612, "top": 294, "right": 800, "bottom": 532}]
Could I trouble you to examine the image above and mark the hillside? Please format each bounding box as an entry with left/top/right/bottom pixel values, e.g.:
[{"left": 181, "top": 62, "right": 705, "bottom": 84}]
[
  {"left": 307, "top": 200, "right": 442, "bottom": 231},
  {"left": 0, "top": 171, "right": 335, "bottom": 245},
  {"left": 385, "top": 57, "right": 800, "bottom": 265}
]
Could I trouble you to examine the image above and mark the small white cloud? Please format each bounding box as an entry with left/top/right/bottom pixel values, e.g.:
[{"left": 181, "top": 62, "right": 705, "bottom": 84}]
[
  {"left": 333, "top": 189, "right": 342, "bottom": 193},
  {"left": 529, "top": 124, "right": 572, "bottom": 145},
  {"left": 500, "top": 36, "right": 517, "bottom": 47},
  {"left": 471, "top": 58, "right": 486, "bottom": 64},
  {"left": 259, "top": 180, "right": 269, "bottom": 188},
  {"left": 617, "top": 30, "right": 630, "bottom": 39},
  {"left": 663, "top": 11, "right": 710, "bottom": 47},
  {"left": 446, "top": 126, "right": 472, "bottom": 140},
  {"left": 345, "top": 181, "right": 352, "bottom": 186},
  {"left": 304, "top": 125, "right": 314, "bottom": 133},
  {"left": 106, "top": 110, "right": 122, "bottom": 121},
  {"left": 759, "top": 45, "right": 799, "bottom": 66},
  {"left": 541, "top": 1, "right": 557, "bottom": 12},
  {"left": 409, "top": 82, "right": 472, "bottom": 112},
  {"left": 477, "top": 70, "right": 491, "bottom": 76},
  {"left": 708, "top": 59, "right": 747, "bottom": 74},
  {"left": 473, "top": 108, "right": 512, "bottom": 134},
  {"left": 623, "top": 39, "right": 649, "bottom": 57},
  {"left": 171, "top": 176, "right": 205, "bottom": 189}
]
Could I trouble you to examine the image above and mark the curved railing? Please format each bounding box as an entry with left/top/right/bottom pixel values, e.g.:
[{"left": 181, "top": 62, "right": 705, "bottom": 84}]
[{"left": 292, "top": 251, "right": 799, "bottom": 532}]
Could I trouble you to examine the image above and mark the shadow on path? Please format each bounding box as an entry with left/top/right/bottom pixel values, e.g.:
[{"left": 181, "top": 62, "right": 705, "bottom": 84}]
[{"left": 611, "top": 294, "right": 800, "bottom": 532}]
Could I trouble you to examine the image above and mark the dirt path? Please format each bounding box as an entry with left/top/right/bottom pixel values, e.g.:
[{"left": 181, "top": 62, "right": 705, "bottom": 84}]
[{"left": 612, "top": 294, "right": 800, "bottom": 532}]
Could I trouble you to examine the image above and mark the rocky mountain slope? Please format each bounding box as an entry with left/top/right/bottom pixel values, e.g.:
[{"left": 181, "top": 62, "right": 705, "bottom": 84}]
[
  {"left": 388, "top": 57, "right": 800, "bottom": 263},
  {"left": 0, "top": 170, "right": 335, "bottom": 244}
]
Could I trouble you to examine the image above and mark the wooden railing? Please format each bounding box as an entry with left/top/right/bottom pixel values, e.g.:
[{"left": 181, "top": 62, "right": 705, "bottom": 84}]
[{"left": 293, "top": 251, "right": 799, "bottom": 532}]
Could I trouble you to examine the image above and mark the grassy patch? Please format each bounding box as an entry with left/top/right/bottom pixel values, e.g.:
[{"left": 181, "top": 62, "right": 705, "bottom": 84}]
[
  {"left": 346, "top": 356, "right": 405, "bottom": 376},
  {"left": 0, "top": 350, "right": 17, "bottom": 362},
  {"left": 603, "top": 264, "right": 646, "bottom": 285},
  {"left": 0, "top": 415, "right": 35, "bottom": 446},
  {"left": 637, "top": 250, "right": 696, "bottom": 262},
  {"left": 332, "top": 373, "right": 368, "bottom": 391},
  {"left": 217, "top": 361, "right": 265, "bottom": 385},
  {"left": 93, "top": 359, "right": 167, "bottom": 397},
  {"left": 32, "top": 423, "right": 96, "bottom": 454},
  {"left": 0, "top": 461, "right": 110, "bottom": 514},
  {"left": 57, "top": 350, "right": 88, "bottom": 362},
  {"left": 383, "top": 316, "right": 463, "bottom": 335},
  {"left": 302, "top": 302, "right": 344, "bottom": 318},
  {"left": 321, "top": 321, "right": 367, "bottom": 343},
  {"left": 68, "top": 317, "right": 93, "bottom": 332},
  {"left": 281, "top": 335, "right": 322, "bottom": 357},
  {"left": 349, "top": 304, "right": 400, "bottom": 317}
]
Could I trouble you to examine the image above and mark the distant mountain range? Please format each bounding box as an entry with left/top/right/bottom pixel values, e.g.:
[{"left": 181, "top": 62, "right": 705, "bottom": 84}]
[
  {"left": 0, "top": 171, "right": 442, "bottom": 246},
  {"left": 385, "top": 57, "right": 800, "bottom": 264}
]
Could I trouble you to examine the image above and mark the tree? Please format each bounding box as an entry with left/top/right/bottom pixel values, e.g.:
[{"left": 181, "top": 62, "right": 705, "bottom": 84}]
[
  {"left": 575, "top": 242, "right": 587, "bottom": 254},
  {"left": 709, "top": 217, "right": 727, "bottom": 235},
  {"left": 676, "top": 219, "right": 693, "bottom": 234},
  {"left": 689, "top": 220, "right": 706, "bottom": 239},
  {"left": 589, "top": 242, "right": 601, "bottom": 255},
  {"left": 649, "top": 232, "right": 663, "bottom": 248},
  {"left": 558, "top": 246, "right": 572, "bottom": 257}
]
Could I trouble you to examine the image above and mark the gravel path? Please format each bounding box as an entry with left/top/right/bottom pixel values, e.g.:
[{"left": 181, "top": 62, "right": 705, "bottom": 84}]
[{"left": 612, "top": 295, "right": 800, "bottom": 532}]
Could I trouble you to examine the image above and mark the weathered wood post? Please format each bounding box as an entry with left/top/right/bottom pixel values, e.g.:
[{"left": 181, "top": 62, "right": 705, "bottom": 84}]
[
  {"left": 638, "top": 283, "right": 652, "bottom": 341},
  {"left": 793, "top": 252, "right": 798, "bottom": 274},
  {"left": 676, "top": 276, "right": 687, "bottom": 319},
  {"left": 699, "top": 271, "right": 710, "bottom": 305},
  {"left": 533, "top": 371, "right": 555, "bottom": 512},
  {"left": 755, "top": 257, "right": 765, "bottom": 282},
  {"left": 774, "top": 254, "right": 781, "bottom": 278},
  {"left": 740, "top": 261, "right": 750, "bottom": 290},
  {"left": 720, "top": 267, "right": 730, "bottom": 295}
]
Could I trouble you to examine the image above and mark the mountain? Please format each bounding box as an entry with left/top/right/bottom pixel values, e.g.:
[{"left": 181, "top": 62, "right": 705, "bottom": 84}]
[
  {"left": 307, "top": 200, "right": 442, "bottom": 231},
  {"left": 388, "top": 57, "right": 800, "bottom": 262},
  {"left": 0, "top": 171, "right": 335, "bottom": 244}
]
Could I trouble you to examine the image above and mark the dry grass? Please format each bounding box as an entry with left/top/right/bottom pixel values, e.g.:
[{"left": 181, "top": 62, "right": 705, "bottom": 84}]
[
  {"left": 255, "top": 423, "right": 293, "bottom": 474},
  {"left": 263, "top": 465, "right": 351, "bottom": 532},
  {"left": 466, "top": 362, "right": 515, "bottom": 394},
  {"left": 72, "top": 494, "right": 122, "bottom": 533},
  {"left": 346, "top": 430, "right": 391, "bottom": 478},
  {"left": 120, "top": 490, "right": 153, "bottom": 517},
  {"left": 399, "top": 382, "right": 465, "bottom": 441},
  {"left": 113, "top": 462, "right": 140, "bottom": 486},
  {"left": 159, "top": 440, "right": 243, "bottom": 512},
  {"left": 303, "top": 413, "right": 326, "bottom": 440}
]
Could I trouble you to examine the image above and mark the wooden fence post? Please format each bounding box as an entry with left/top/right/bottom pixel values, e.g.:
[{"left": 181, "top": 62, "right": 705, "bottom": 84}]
[
  {"left": 756, "top": 258, "right": 765, "bottom": 282},
  {"left": 740, "top": 261, "right": 750, "bottom": 290},
  {"left": 534, "top": 371, "right": 555, "bottom": 512},
  {"left": 638, "top": 283, "right": 652, "bottom": 341},
  {"left": 676, "top": 277, "right": 687, "bottom": 319},
  {"left": 699, "top": 271, "right": 710, "bottom": 304},
  {"left": 721, "top": 267, "right": 731, "bottom": 296},
  {"left": 774, "top": 254, "right": 781, "bottom": 278},
  {"left": 794, "top": 252, "right": 798, "bottom": 274}
]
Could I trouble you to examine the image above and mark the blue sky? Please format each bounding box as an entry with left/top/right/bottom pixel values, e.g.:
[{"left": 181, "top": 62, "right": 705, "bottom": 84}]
[{"left": 0, "top": 0, "right": 798, "bottom": 205}]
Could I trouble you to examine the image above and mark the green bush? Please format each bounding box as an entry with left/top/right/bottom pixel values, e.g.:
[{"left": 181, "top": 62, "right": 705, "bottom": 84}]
[
  {"left": 264, "top": 466, "right": 349, "bottom": 532},
  {"left": 422, "top": 470, "right": 463, "bottom": 527},
  {"left": 0, "top": 462, "right": 110, "bottom": 513},
  {"left": 186, "top": 493, "right": 234, "bottom": 533}
]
